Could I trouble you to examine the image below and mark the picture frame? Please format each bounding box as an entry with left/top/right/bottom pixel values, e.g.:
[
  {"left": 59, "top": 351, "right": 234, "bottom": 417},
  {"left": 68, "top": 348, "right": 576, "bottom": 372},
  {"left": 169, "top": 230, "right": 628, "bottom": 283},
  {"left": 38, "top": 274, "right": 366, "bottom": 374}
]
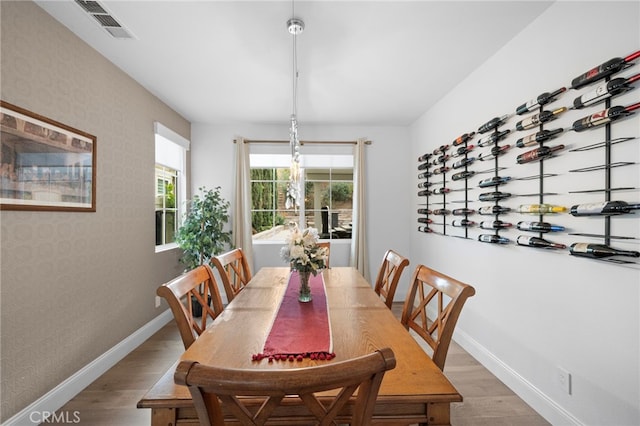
[{"left": 0, "top": 100, "right": 96, "bottom": 212}]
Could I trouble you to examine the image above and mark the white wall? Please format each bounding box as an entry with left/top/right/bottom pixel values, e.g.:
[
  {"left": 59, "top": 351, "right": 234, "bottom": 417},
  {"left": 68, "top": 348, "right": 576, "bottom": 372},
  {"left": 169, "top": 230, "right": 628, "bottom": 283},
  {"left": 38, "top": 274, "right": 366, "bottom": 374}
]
[
  {"left": 190, "top": 122, "right": 412, "bottom": 285},
  {"left": 410, "top": 2, "right": 639, "bottom": 425}
]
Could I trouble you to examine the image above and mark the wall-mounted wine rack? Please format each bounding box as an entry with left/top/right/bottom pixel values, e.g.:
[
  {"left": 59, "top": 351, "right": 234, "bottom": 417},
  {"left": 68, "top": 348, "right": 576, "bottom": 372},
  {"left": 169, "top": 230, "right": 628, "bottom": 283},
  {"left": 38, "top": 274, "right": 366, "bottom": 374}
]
[{"left": 416, "top": 49, "right": 640, "bottom": 265}]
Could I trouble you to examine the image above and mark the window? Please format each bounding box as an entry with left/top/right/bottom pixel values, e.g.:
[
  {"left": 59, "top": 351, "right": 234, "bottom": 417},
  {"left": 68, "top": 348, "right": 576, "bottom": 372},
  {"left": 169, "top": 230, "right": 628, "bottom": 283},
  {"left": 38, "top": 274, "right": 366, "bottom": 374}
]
[
  {"left": 154, "top": 122, "right": 189, "bottom": 249},
  {"left": 155, "top": 165, "right": 178, "bottom": 245},
  {"left": 250, "top": 152, "right": 353, "bottom": 242}
]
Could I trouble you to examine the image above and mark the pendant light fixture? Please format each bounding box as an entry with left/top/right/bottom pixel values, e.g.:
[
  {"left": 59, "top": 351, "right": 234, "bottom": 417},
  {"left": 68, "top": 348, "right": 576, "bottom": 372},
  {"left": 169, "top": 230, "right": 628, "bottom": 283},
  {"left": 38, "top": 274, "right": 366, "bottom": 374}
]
[{"left": 285, "top": 4, "right": 304, "bottom": 210}]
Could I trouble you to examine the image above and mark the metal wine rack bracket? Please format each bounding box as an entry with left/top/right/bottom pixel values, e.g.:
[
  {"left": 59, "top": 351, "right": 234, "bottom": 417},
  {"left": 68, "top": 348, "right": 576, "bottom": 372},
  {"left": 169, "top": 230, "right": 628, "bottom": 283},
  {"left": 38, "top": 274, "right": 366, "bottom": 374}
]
[
  {"left": 569, "top": 136, "right": 637, "bottom": 152},
  {"left": 568, "top": 161, "right": 635, "bottom": 173}
]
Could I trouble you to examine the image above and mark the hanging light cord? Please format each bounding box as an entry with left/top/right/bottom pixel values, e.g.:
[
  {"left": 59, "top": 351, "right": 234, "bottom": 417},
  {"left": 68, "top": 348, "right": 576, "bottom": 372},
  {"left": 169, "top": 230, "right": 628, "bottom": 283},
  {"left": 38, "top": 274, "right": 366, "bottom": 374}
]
[
  {"left": 292, "top": 33, "right": 298, "bottom": 117},
  {"left": 286, "top": 0, "right": 303, "bottom": 210}
]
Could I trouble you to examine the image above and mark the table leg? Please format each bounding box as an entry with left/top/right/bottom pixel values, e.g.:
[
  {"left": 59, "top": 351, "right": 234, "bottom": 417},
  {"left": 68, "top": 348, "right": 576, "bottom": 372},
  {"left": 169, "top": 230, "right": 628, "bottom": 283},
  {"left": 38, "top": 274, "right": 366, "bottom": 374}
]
[
  {"left": 150, "top": 407, "right": 177, "bottom": 426},
  {"left": 422, "top": 402, "right": 451, "bottom": 425}
]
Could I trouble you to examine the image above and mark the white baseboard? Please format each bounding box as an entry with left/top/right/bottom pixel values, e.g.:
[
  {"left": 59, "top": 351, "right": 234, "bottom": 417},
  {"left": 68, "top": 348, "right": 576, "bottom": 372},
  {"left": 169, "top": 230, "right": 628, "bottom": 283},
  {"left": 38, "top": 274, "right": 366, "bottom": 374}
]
[
  {"left": 453, "top": 328, "right": 583, "bottom": 426},
  {"left": 2, "top": 310, "right": 173, "bottom": 426}
]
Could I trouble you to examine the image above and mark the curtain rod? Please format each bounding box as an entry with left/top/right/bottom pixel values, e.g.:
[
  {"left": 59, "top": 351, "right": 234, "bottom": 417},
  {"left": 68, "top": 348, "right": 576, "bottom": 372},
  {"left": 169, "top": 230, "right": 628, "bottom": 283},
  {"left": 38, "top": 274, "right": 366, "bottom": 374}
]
[{"left": 234, "top": 139, "right": 371, "bottom": 145}]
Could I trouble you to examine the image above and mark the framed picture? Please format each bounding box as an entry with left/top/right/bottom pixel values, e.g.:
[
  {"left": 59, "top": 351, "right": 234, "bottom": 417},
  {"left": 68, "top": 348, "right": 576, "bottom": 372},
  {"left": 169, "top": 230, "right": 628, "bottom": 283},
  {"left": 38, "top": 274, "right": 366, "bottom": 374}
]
[{"left": 0, "top": 101, "right": 96, "bottom": 212}]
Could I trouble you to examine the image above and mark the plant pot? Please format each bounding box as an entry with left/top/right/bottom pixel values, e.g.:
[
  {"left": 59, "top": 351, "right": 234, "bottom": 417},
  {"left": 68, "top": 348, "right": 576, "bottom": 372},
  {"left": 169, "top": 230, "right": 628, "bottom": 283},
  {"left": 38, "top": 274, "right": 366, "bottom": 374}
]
[{"left": 191, "top": 294, "right": 212, "bottom": 317}]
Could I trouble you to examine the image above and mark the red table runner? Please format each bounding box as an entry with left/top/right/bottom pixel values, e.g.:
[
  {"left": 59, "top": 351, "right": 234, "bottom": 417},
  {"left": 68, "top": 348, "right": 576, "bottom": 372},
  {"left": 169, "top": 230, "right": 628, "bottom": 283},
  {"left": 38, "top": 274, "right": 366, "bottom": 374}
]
[{"left": 253, "top": 270, "right": 334, "bottom": 362}]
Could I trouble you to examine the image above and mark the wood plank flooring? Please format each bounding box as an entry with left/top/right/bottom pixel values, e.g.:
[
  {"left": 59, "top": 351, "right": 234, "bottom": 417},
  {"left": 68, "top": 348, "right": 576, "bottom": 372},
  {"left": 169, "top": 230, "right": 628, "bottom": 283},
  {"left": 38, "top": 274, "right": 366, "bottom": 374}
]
[{"left": 46, "top": 303, "right": 550, "bottom": 425}]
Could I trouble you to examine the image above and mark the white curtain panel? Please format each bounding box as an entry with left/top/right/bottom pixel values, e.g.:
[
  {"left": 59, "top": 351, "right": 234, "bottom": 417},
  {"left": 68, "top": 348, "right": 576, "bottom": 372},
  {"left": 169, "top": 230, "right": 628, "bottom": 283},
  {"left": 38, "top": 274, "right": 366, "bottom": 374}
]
[
  {"left": 350, "top": 137, "right": 369, "bottom": 281},
  {"left": 233, "top": 137, "right": 255, "bottom": 272}
]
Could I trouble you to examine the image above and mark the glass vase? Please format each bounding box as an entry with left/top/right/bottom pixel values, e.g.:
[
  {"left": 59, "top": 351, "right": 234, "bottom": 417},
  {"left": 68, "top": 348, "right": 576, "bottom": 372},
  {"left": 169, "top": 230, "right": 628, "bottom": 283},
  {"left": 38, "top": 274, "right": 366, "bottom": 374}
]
[{"left": 298, "top": 270, "right": 312, "bottom": 302}]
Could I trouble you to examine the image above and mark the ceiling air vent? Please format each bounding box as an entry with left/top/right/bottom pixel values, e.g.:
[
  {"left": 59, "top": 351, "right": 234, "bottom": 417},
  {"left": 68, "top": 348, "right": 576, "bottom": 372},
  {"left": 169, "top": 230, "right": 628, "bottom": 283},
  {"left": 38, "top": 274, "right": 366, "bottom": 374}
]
[{"left": 74, "top": 0, "right": 135, "bottom": 39}]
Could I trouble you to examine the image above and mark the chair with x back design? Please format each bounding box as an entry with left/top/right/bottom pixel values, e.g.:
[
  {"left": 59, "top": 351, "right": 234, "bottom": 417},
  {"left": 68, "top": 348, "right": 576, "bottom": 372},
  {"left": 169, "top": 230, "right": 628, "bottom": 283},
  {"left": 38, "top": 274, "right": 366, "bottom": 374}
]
[
  {"left": 174, "top": 347, "right": 396, "bottom": 426},
  {"left": 211, "top": 248, "right": 252, "bottom": 303},
  {"left": 156, "top": 265, "right": 225, "bottom": 350},
  {"left": 373, "top": 249, "right": 410, "bottom": 309},
  {"left": 400, "top": 264, "right": 475, "bottom": 371}
]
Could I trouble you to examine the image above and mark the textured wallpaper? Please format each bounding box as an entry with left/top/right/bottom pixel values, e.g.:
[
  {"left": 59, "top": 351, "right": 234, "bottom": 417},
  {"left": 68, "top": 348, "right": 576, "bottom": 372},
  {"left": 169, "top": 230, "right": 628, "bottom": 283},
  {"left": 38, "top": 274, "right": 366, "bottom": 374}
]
[{"left": 0, "top": 2, "right": 189, "bottom": 420}]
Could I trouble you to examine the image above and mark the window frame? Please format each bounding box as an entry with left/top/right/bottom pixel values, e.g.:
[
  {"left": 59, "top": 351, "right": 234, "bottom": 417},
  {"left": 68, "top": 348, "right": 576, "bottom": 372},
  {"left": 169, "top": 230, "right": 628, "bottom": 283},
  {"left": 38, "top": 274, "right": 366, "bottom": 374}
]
[
  {"left": 249, "top": 152, "right": 353, "bottom": 242},
  {"left": 154, "top": 122, "right": 189, "bottom": 252}
]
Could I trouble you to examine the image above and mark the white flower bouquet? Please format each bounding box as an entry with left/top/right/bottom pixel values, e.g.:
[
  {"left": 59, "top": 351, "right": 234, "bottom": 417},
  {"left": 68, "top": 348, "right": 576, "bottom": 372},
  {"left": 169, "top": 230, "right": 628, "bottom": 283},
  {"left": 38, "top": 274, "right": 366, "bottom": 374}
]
[{"left": 280, "top": 223, "right": 328, "bottom": 275}]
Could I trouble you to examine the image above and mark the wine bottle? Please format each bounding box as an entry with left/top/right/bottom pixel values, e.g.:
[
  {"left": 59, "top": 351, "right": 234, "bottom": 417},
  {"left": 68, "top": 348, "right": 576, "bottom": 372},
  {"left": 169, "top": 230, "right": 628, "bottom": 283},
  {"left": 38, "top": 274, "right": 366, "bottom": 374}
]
[
  {"left": 452, "top": 219, "right": 476, "bottom": 227},
  {"left": 452, "top": 157, "right": 475, "bottom": 169},
  {"left": 418, "top": 153, "right": 433, "bottom": 162},
  {"left": 431, "top": 154, "right": 450, "bottom": 165},
  {"left": 451, "top": 145, "right": 475, "bottom": 158},
  {"left": 515, "top": 107, "right": 567, "bottom": 131},
  {"left": 517, "top": 221, "right": 565, "bottom": 233},
  {"left": 479, "top": 191, "right": 511, "bottom": 201},
  {"left": 518, "top": 204, "right": 567, "bottom": 214},
  {"left": 478, "top": 234, "right": 510, "bottom": 244},
  {"left": 418, "top": 217, "right": 433, "bottom": 224},
  {"left": 418, "top": 226, "right": 433, "bottom": 233},
  {"left": 517, "top": 235, "right": 566, "bottom": 249},
  {"left": 433, "top": 144, "right": 450, "bottom": 155},
  {"left": 515, "top": 87, "right": 566, "bottom": 115},
  {"left": 478, "top": 145, "right": 511, "bottom": 161},
  {"left": 418, "top": 181, "right": 433, "bottom": 188},
  {"left": 418, "top": 162, "right": 431, "bottom": 170},
  {"left": 572, "top": 103, "right": 640, "bottom": 132},
  {"left": 573, "top": 73, "right": 640, "bottom": 109},
  {"left": 432, "top": 209, "right": 450, "bottom": 215},
  {"left": 476, "top": 129, "right": 510, "bottom": 148},
  {"left": 452, "top": 132, "right": 475, "bottom": 146},
  {"left": 418, "top": 171, "right": 432, "bottom": 179},
  {"left": 570, "top": 50, "right": 640, "bottom": 90},
  {"left": 569, "top": 243, "right": 639, "bottom": 259},
  {"left": 515, "top": 128, "right": 563, "bottom": 148},
  {"left": 433, "top": 187, "right": 450, "bottom": 195},
  {"left": 478, "top": 114, "right": 509, "bottom": 134},
  {"left": 417, "top": 208, "right": 432, "bottom": 215},
  {"left": 480, "top": 220, "right": 512, "bottom": 230},
  {"left": 478, "top": 176, "right": 511, "bottom": 188},
  {"left": 478, "top": 205, "right": 511, "bottom": 215},
  {"left": 570, "top": 201, "right": 640, "bottom": 216},
  {"left": 452, "top": 208, "right": 475, "bottom": 216},
  {"left": 451, "top": 170, "right": 476, "bottom": 181},
  {"left": 418, "top": 190, "right": 432, "bottom": 197},
  {"left": 516, "top": 145, "right": 564, "bottom": 164},
  {"left": 433, "top": 166, "right": 450, "bottom": 175}
]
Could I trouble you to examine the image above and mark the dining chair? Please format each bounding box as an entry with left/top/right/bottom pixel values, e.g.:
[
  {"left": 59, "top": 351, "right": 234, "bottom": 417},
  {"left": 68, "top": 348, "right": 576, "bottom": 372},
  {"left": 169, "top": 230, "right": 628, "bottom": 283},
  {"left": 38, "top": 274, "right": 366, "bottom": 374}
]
[
  {"left": 211, "top": 248, "right": 252, "bottom": 302},
  {"left": 156, "top": 265, "right": 224, "bottom": 350},
  {"left": 373, "top": 249, "right": 410, "bottom": 309},
  {"left": 174, "top": 347, "right": 396, "bottom": 426},
  {"left": 317, "top": 241, "right": 330, "bottom": 268},
  {"left": 400, "top": 264, "right": 476, "bottom": 371}
]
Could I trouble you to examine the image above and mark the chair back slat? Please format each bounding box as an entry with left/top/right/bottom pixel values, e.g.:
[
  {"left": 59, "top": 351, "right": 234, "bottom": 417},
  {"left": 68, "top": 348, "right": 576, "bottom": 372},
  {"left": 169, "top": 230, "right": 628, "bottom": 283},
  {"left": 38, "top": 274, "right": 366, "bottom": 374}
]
[{"left": 401, "top": 265, "right": 475, "bottom": 370}]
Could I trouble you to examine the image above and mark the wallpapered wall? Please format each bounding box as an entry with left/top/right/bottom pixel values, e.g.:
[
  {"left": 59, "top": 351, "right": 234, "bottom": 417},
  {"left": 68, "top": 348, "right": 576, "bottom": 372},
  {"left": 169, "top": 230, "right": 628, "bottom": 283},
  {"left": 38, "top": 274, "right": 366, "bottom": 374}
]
[{"left": 0, "top": 2, "right": 188, "bottom": 420}]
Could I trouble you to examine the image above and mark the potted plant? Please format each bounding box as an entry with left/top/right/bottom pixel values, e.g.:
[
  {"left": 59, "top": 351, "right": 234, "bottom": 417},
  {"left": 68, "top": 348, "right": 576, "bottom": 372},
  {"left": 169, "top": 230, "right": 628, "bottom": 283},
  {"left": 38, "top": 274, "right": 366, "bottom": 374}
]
[{"left": 175, "top": 186, "right": 232, "bottom": 315}]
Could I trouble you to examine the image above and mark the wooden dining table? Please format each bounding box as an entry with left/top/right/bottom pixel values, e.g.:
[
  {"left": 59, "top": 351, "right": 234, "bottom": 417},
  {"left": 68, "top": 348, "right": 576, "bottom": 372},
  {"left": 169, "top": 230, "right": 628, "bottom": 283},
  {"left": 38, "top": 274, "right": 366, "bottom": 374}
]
[{"left": 137, "top": 266, "right": 462, "bottom": 425}]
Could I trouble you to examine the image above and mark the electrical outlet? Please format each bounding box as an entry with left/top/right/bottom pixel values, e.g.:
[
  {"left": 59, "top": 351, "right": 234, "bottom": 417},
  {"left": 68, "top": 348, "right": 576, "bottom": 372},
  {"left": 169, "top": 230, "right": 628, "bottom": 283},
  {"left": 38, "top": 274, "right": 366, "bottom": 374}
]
[
  {"left": 155, "top": 296, "right": 161, "bottom": 308},
  {"left": 557, "top": 367, "right": 572, "bottom": 395}
]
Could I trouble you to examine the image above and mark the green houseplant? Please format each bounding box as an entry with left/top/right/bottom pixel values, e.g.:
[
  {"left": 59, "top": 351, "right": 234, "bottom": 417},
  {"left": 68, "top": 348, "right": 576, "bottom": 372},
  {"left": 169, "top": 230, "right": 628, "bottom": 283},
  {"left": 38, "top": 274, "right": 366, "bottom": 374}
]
[{"left": 175, "top": 186, "right": 232, "bottom": 271}]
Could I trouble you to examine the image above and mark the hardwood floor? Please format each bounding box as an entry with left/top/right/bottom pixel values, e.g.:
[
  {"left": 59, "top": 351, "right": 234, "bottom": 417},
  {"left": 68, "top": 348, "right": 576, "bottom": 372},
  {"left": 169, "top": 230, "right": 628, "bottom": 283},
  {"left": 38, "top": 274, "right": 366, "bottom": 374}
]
[{"left": 47, "top": 303, "right": 550, "bottom": 425}]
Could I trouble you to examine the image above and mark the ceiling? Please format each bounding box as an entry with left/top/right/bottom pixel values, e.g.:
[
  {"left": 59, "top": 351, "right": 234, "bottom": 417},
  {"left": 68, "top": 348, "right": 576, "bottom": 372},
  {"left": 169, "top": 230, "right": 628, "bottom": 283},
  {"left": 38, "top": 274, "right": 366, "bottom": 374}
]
[{"left": 35, "top": 0, "right": 554, "bottom": 126}]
